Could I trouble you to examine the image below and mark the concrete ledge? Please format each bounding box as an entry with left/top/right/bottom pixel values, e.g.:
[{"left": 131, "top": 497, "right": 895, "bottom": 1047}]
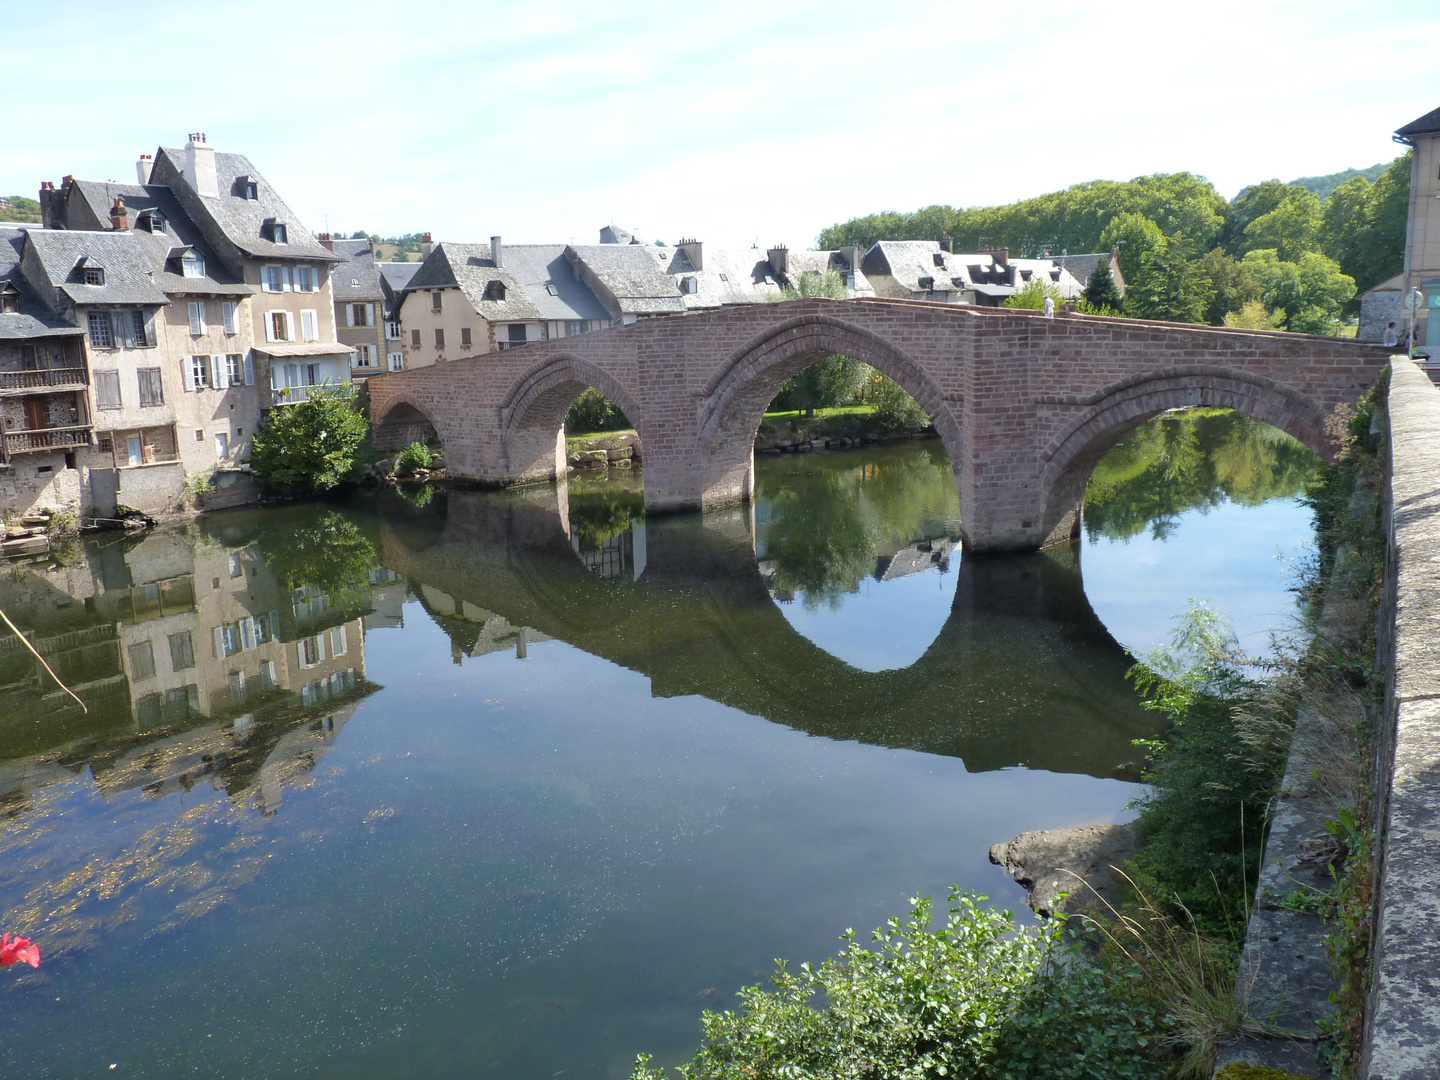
[{"left": 1362, "top": 359, "right": 1440, "bottom": 1079}]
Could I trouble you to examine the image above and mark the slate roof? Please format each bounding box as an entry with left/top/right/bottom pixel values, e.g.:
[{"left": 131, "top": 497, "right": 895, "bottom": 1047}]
[
  {"left": 1047, "top": 253, "right": 1103, "bottom": 286},
  {"left": 148, "top": 146, "right": 339, "bottom": 271},
  {"left": 781, "top": 249, "right": 876, "bottom": 297},
  {"left": 329, "top": 239, "right": 384, "bottom": 303},
  {"left": 63, "top": 179, "right": 251, "bottom": 297},
  {"left": 23, "top": 229, "right": 170, "bottom": 307},
  {"left": 497, "top": 244, "right": 613, "bottom": 322},
  {"left": 862, "top": 241, "right": 1082, "bottom": 300},
  {"left": 377, "top": 261, "right": 420, "bottom": 318},
  {"left": 404, "top": 243, "right": 544, "bottom": 322},
  {"left": 564, "top": 244, "right": 685, "bottom": 317},
  {"left": 0, "top": 229, "right": 84, "bottom": 340},
  {"left": 1396, "top": 106, "right": 1440, "bottom": 141}
]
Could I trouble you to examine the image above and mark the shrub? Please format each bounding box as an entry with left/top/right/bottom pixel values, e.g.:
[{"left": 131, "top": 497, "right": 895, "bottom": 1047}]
[
  {"left": 249, "top": 381, "right": 370, "bottom": 492},
  {"left": 565, "top": 387, "right": 631, "bottom": 434},
  {"left": 396, "top": 442, "right": 434, "bottom": 472},
  {"left": 868, "top": 375, "right": 930, "bottom": 430},
  {"left": 630, "top": 890, "right": 1160, "bottom": 1080}
]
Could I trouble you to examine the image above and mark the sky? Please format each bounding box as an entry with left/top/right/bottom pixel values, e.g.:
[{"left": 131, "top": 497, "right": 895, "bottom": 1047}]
[{"left": 4, "top": 0, "right": 1438, "bottom": 249}]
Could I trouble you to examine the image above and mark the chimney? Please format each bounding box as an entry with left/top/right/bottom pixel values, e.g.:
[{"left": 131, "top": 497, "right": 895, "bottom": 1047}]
[
  {"left": 109, "top": 198, "right": 129, "bottom": 231},
  {"left": 839, "top": 244, "right": 864, "bottom": 273},
  {"left": 421, "top": 232, "right": 433, "bottom": 259},
  {"left": 767, "top": 245, "right": 789, "bottom": 275},
  {"left": 136, "top": 154, "right": 153, "bottom": 185},
  {"left": 981, "top": 246, "right": 1009, "bottom": 266},
  {"left": 317, "top": 232, "right": 334, "bottom": 251},
  {"left": 490, "top": 235, "right": 503, "bottom": 268},
  {"left": 939, "top": 234, "right": 953, "bottom": 253},
  {"left": 182, "top": 132, "right": 218, "bottom": 198},
  {"left": 678, "top": 238, "right": 703, "bottom": 272}
]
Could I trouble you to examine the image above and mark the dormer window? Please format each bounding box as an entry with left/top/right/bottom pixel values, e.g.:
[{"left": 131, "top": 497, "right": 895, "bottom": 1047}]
[
  {"left": 918, "top": 276, "right": 934, "bottom": 290},
  {"left": 264, "top": 219, "right": 288, "bottom": 244},
  {"left": 139, "top": 210, "right": 166, "bottom": 234},
  {"left": 680, "top": 276, "right": 697, "bottom": 294},
  {"left": 483, "top": 281, "right": 506, "bottom": 302},
  {"left": 0, "top": 283, "right": 18, "bottom": 313},
  {"left": 181, "top": 250, "right": 205, "bottom": 277},
  {"left": 237, "top": 175, "right": 258, "bottom": 200},
  {"left": 83, "top": 267, "right": 105, "bottom": 286},
  {"left": 933, "top": 253, "right": 945, "bottom": 267}
]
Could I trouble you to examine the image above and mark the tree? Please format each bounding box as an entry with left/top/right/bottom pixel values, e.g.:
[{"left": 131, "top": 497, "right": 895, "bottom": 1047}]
[
  {"left": 1082, "top": 257, "right": 1123, "bottom": 311},
  {"left": 1124, "top": 237, "right": 1213, "bottom": 323},
  {"left": 1238, "top": 187, "right": 1322, "bottom": 263},
  {"left": 1240, "top": 248, "right": 1356, "bottom": 335},
  {"left": 773, "top": 354, "right": 867, "bottom": 415},
  {"left": 1318, "top": 152, "right": 1411, "bottom": 300},
  {"left": 1195, "top": 247, "right": 1260, "bottom": 325},
  {"left": 1223, "top": 300, "right": 1286, "bottom": 331},
  {"left": 868, "top": 374, "right": 930, "bottom": 430},
  {"left": 565, "top": 387, "right": 631, "bottom": 433},
  {"left": 1003, "top": 278, "right": 1064, "bottom": 310},
  {"left": 249, "top": 382, "right": 370, "bottom": 491},
  {"left": 773, "top": 267, "right": 849, "bottom": 301},
  {"left": 1099, "top": 212, "right": 1164, "bottom": 285}
]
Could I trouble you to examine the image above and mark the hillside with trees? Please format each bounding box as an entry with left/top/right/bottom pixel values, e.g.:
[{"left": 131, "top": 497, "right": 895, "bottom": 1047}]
[
  {"left": 0, "top": 195, "right": 42, "bottom": 223},
  {"left": 820, "top": 154, "right": 1410, "bottom": 333}
]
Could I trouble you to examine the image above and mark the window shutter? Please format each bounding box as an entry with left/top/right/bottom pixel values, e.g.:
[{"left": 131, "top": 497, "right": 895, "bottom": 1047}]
[
  {"left": 284, "top": 312, "right": 295, "bottom": 341},
  {"left": 182, "top": 358, "right": 196, "bottom": 392},
  {"left": 269, "top": 611, "right": 280, "bottom": 639},
  {"left": 243, "top": 353, "right": 255, "bottom": 386},
  {"left": 214, "top": 627, "right": 226, "bottom": 659},
  {"left": 366, "top": 303, "right": 374, "bottom": 326},
  {"left": 282, "top": 267, "right": 292, "bottom": 293},
  {"left": 142, "top": 310, "right": 157, "bottom": 347},
  {"left": 345, "top": 304, "right": 354, "bottom": 327},
  {"left": 212, "top": 354, "right": 228, "bottom": 389},
  {"left": 264, "top": 312, "right": 276, "bottom": 343}
]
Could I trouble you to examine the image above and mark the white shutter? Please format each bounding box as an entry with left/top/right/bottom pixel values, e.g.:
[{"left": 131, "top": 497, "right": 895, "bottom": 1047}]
[
  {"left": 365, "top": 303, "right": 374, "bottom": 326},
  {"left": 182, "top": 358, "right": 196, "bottom": 392},
  {"left": 264, "top": 312, "right": 275, "bottom": 343},
  {"left": 284, "top": 312, "right": 295, "bottom": 341},
  {"left": 302, "top": 310, "right": 317, "bottom": 341},
  {"left": 282, "top": 267, "right": 292, "bottom": 292},
  {"left": 222, "top": 301, "right": 236, "bottom": 334},
  {"left": 345, "top": 304, "right": 354, "bottom": 327},
  {"left": 214, "top": 627, "right": 226, "bottom": 659},
  {"left": 243, "top": 353, "right": 255, "bottom": 386},
  {"left": 212, "top": 354, "right": 228, "bottom": 389}
]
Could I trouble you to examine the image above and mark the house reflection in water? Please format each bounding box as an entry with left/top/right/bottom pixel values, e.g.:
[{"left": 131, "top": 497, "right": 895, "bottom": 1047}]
[{"left": 0, "top": 527, "right": 400, "bottom": 817}]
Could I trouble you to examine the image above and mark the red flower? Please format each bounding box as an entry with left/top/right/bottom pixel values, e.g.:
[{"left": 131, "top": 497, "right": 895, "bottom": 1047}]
[{"left": 0, "top": 933, "right": 40, "bottom": 968}]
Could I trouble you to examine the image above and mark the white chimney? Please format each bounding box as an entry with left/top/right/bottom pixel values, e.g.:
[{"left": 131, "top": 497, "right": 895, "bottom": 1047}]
[
  {"left": 490, "top": 235, "right": 503, "bottom": 268},
  {"left": 183, "top": 133, "right": 218, "bottom": 198},
  {"left": 136, "top": 154, "right": 153, "bottom": 185}
]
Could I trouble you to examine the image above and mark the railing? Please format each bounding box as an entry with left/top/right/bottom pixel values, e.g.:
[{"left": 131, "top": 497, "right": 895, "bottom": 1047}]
[
  {"left": 271, "top": 382, "right": 356, "bottom": 406},
  {"left": 4, "top": 425, "right": 90, "bottom": 455},
  {"left": 496, "top": 340, "right": 533, "bottom": 351},
  {"left": 0, "top": 368, "right": 87, "bottom": 392}
]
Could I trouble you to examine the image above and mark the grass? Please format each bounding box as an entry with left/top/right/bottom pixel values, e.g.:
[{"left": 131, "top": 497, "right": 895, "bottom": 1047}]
[
  {"left": 566, "top": 428, "right": 637, "bottom": 450},
  {"left": 762, "top": 404, "right": 877, "bottom": 421}
]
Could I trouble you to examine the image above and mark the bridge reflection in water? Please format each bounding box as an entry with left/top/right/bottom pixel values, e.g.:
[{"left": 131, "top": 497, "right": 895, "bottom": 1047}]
[{"left": 378, "top": 480, "right": 1157, "bottom": 780}]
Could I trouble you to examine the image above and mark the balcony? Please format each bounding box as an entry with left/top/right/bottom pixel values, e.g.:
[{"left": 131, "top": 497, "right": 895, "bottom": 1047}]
[
  {"left": 0, "top": 368, "right": 88, "bottom": 393},
  {"left": 4, "top": 425, "right": 91, "bottom": 456},
  {"left": 496, "top": 339, "right": 533, "bottom": 351},
  {"left": 271, "top": 382, "right": 356, "bottom": 407}
]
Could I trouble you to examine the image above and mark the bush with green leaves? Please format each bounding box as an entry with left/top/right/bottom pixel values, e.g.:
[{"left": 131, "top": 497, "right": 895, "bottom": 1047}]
[
  {"left": 565, "top": 387, "right": 632, "bottom": 434},
  {"left": 630, "top": 890, "right": 1160, "bottom": 1080},
  {"left": 868, "top": 374, "right": 930, "bottom": 430},
  {"left": 396, "top": 442, "right": 434, "bottom": 472},
  {"left": 249, "top": 381, "right": 370, "bottom": 492}
]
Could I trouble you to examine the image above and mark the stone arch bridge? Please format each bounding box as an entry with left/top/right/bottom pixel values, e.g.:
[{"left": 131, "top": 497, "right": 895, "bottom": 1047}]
[{"left": 366, "top": 298, "right": 1386, "bottom": 551}]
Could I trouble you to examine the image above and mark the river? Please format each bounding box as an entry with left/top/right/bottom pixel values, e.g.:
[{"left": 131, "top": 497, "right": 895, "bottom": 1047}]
[{"left": 0, "top": 409, "right": 1317, "bottom": 1079}]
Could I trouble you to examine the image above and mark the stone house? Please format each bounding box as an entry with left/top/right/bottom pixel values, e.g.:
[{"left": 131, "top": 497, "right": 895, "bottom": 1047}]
[
  {"left": 0, "top": 227, "right": 90, "bottom": 517},
  {"left": 321, "top": 236, "right": 387, "bottom": 379},
  {"left": 377, "top": 260, "right": 419, "bottom": 372},
  {"left": 1393, "top": 106, "right": 1440, "bottom": 350},
  {"left": 862, "top": 241, "right": 1084, "bottom": 305}
]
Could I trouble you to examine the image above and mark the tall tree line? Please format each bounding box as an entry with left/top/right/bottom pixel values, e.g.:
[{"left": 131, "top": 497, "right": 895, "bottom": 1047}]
[{"left": 818, "top": 155, "right": 1411, "bottom": 333}]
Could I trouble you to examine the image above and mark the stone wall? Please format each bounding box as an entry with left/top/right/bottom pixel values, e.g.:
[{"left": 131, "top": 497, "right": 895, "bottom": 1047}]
[
  {"left": 0, "top": 459, "right": 81, "bottom": 517},
  {"left": 1362, "top": 358, "right": 1440, "bottom": 1077},
  {"left": 113, "top": 461, "right": 186, "bottom": 515}
]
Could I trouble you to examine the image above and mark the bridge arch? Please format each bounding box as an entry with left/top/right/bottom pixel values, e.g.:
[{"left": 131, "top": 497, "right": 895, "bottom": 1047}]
[
  {"left": 693, "top": 311, "right": 962, "bottom": 508},
  {"left": 498, "top": 353, "right": 648, "bottom": 486},
  {"left": 1035, "top": 366, "right": 1333, "bottom": 543},
  {"left": 372, "top": 393, "right": 443, "bottom": 453}
]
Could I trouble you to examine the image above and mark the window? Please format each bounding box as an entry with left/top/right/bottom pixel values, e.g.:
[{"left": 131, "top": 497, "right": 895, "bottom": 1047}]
[
  {"left": 933, "top": 253, "right": 945, "bottom": 267},
  {"left": 225, "top": 353, "right": 246, "bottom": 385},
  {"left": 97, "top": 435, "right": 113, "bottom": 454},
  {"left": 347, "top": 302, "right": 373, "bottom": 326},
  {"left": 508, "top": 324, "right": 526, "bottom": 343},
  {"left": 434, "top": 328, "right": 444, "bottom": 348},
  {"left": 483, "top": 281, "right": 506, "bottom": 302},
  {"left": 385, "top": 320, "right": 400, "bottom": 339},
  {"left": 331, "top": 626, "right": 347, "bottom": 656},
  {"left": 127, "top": 640, "right": 156, "bottom": 680},
  {"left": 259, "top": 658, "right": 276, "bottom": 691},
  {"left": 298, "top": 635, "right": 324, "bottom": 668},
  {"left": 301, "top": 309, "right": 318, "bottom": 341},
  {"left": 184, "top": 355, "right": 209, "bottom": 391},
  {"left": 566, "top": 320, "right": 586, "bottom": 337},
  {"left": 294, "top": 266, "right": 315, "bottom": 293},
  {"left": 680, "top": 276, "right": 697, "bottom": 294},
  {"left": 195, "top": 428, "right": 204, "bottom": 441},
  {"left": 215, "top": 432, "right": 229, "bottom": 460},
  {"left": 168, "top": 630, "right": 196, "bottom": 672},
  {"left": 181, "top": 251, "right": 205, "bottom": 277},
  {"left": 355, "top": 344, "right": 373, "bottom": 366},
  {"left": 431, "top": 291, "right": 443, "bottom": 312},
  {"left": 137, "top": 367, "right": 164, "bottom": 406},
  {"left": 229, "top": 671, "right": 246, "bottom": 703},
  {"left": 261, "top": 266, "right": 288, "bottom": 292},
  {"left": 387, "top": 352, "right": 403, "bottom": 371},
  {"left": 270, "top": 222, "right": 288, "bottom": 244},
  {"left": 129, "top": 310, "right": 149, "bottom": 346},
  {"left": 545, "top": 283, "right": 558, "bottom": 296},
  {"left": 83, "top": 267, "right": 105, "bottom": 286},
  {"left": 188, "top": 300, "right": 206, "bottom": 335},
  {"left": 229, "top": 552, "right": 243, "bottom": 578},
  {"left": 0, "top": 291, "right": 17, "bottom": 314},
  {"left": 95, "top": 370, "right": 122, "bottom": 409},
  {"left": 88, "top": 310, "right": 113, "bottom": 348},
  {"left": 146, "top": 211, "right": 165, "bottom": 234},
  {"left": 267, "top": 310, "right": 293, "bottom": 342},
  {"left": 410, "top": 329, "right": 421, "bottom": 347},
  {"left": 221, "top": 301, "right": 237, "bottom": 334},
  {"left": 460, "top": 327, "right": 472, "bottom": 348},
  {"left": 244, "top": 180, "right": 258, "bottom": 200}
]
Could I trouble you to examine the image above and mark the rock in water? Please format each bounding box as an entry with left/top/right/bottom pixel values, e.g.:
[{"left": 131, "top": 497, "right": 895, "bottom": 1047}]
[{"left": 988, "top": 823, "right": 1136, "bottom": 918}]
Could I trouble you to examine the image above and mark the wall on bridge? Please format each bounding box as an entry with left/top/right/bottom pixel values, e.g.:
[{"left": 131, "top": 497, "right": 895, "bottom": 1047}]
[{"left": 366, "top": 300, "right": 1387, "bottom": 551}]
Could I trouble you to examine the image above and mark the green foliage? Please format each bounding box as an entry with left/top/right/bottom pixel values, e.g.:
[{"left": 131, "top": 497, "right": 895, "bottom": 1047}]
[
  {"left": 1214, "top": 1064, "right": 1315, "bottom": 1080},
  {"left": 772, "top": 267, "right": 850, "bottom": 301},
  {"left": 183, "top": 471, "right": 216, "bottom": 498},
  {"left": 1101, "top": 212, "right": 1165, "bottom": 285},
  {"left": 0, "top": 195, "right": 42, "bottom": 223},
  {"left": 630, "top": 890, "right": 1161, "bottom": 1080},
  {"left": 1084, "top": 409, "right": 1320, "bottom": 542},
  {"left": 868, "top": 374, "right": 930, "bottom": 430},
  {"left": 1234, "top": 186, "right": 1322, "bottom": 263},
  {"left": 1124, "top": 237, "right": 1213, "bottom": 324},
  {"left": 249, "top": 382, "right": 369, "bottom": 492},
  {"left": 1002, "top": 277, "right": 1064, "bottom": 310},
  {"left": 1223, "top": 300, "right": 1287, "bottom": 331},
  {"left": 1196, "top": 248, "right": 1262, "bottom": 326},
  {"left": 254, "top": 510, "right": 378, "bottom": 604},
  {"left": 1286, "top": 161, "right": 1391, "bottom": 201},
  {"left": 565, "top": 387, "right": 632, "bottom": 434},
  {"left": 1240, "top": 249, "right": 1356, "bottom": 335},
  {"left": 1316, "top": 152, "right": 1411, "bottom": 298},
  {"left": 772, "top": 354, "right": 868, "bottom": 416},
  {"left": 1083, "top": 257, "right": 1123, "bottom": 311},
  {"left": 396, "top": 442, "right": 434, "bottom": 472}
]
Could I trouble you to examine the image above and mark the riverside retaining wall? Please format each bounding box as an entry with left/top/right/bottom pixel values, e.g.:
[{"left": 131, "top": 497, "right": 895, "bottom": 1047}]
[{"left": 1362, "top": 358, "right": 1440, "bottom": 1078}]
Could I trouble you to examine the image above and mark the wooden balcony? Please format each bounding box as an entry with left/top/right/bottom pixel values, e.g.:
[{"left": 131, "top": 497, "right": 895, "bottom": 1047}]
[
  {"left": 4, "top": 425, "right": 91, "bottom": 456},
  {"left": 0, "top": 367, "right": 88, "bottom": 393}
]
